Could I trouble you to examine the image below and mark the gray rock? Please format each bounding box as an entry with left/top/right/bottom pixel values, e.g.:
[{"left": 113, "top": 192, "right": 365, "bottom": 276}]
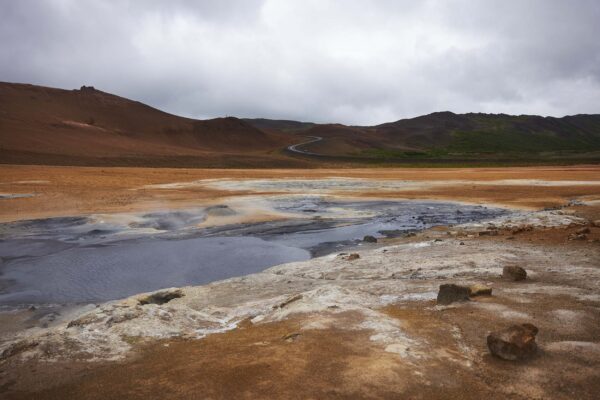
[
  {"left": 502, "top": 265, "right": 527, "bottom": 281},
  {"left": 487, "top": 323, "right": 538, "bottom": 360},
  {"left": 437, "top": 284, "right": 470, "bottom": 305},
  {"left": 363, "top": 235, "right": 377, "bottom": 243},
  {"left": 138, "top": 289, "right": 184, "bottom": 305}
]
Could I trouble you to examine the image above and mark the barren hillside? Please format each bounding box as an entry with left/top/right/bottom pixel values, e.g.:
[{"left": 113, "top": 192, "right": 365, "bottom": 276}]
[{"left": 0, "top": 82, "right": 299, "bottom": 167}]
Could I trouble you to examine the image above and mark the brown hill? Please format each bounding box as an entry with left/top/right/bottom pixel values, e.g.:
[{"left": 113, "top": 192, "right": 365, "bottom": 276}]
[
  {"left": 296, "top": 124, "right": 380, "bottom": 156},
  {"left": 0, "top": 82, "right": 300, "bottom": 167},
  {"left": 3, "top": 82, "right": 599, "bottom": 167}
]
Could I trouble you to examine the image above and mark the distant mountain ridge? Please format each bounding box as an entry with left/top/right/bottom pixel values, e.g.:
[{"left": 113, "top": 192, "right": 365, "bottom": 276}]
[
  {"left": 373, "top": 111, "right": 600, "bottom": 153},
  {"left": 1, "top": 81, "right": 599, "bottom": 166},
  {"left": 241, "top": 118, "right": 315, "bottom": 133},
  {"left": 245, "top": 111, "right": 600, "bottom": 159}
]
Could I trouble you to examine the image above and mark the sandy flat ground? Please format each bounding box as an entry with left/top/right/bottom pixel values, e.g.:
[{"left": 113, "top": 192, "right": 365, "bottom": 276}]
[
  {"left": 1, "top": 164, "right": 600, "bottom": 399},
  {"left": 1, "top": 164, "right": 600, "bottom": 222}
]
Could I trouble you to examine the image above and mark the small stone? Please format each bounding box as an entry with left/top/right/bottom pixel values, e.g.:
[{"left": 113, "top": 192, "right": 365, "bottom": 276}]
[
  {"left": 479, "top": 230, "right": 498, "bottom": 236},
  {"left": 28, "top": 305, "right": 37, "bottom": 312},
  {"left": 273, "top": 294, "right": 303, "bottom": 309},
  {"left": 469, "top": 284, "right": 492, "bottom": 297},
  {"left": 459, "top": 241, "right": 465, "bottom": 245},
  {"left": 576, "top": 227, "right": 591, "bottom": 234},
  {"left": 363, "top": 235, "right": 377, "bottom": 243},
  {"left": 511, "top": 226, "right": 533, "bottom": 235},
  {"left": 282, "top": 332, "right": 301, "bottom": 342},
  {"left": 502, "top": 265, "right": 527, "bottom": 281},
  {"left": 568, "top": 233, "right": 588, "bottom": 241},
  {"left": 346, "top": 253, "right": 360, "bottom": 261},
  {"left": 68, "top": 313, "right": 103, "bottom": 328},
  {"left": 437, "top": 284, "right": 470, "bottom": 305},
  {"left": 592, "top": 220, "right": 600, "bottom": 228},
  {"left": 138, "top": 289, "right": 184, "bottom": 305},
  {"left": 487, "top": 323, "right": 538, "bottom": 360},
  {"left": 106, "top": 310, "right": 142, "bottom": 326}
]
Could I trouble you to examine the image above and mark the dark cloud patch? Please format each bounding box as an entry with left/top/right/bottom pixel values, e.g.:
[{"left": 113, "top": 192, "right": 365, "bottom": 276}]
[{"left": 1, "top": 0, "right": 599, "bottom": 124}]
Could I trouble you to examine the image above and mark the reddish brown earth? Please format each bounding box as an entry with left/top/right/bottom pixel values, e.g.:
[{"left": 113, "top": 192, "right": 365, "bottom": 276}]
[
  {"left": 299, "top": 123, "right": 385, "bottom": 156},
  {"left": 1, "top": 164, "right": 599, "bottom": 222},
  {"left": 0, "top": 82, "right": 303, "bottom": 167},
  {"left": 0, "top": 165, "right": 599, "bottom": 399}
]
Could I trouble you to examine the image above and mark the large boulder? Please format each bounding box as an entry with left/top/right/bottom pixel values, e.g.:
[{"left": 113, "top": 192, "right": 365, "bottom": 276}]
[
  {"left": 487, "top": 323, "right": 539, "bottom": 360},
  {"left": 502, "top": 265, "right": 527, "bottom": 281},
  {"left": 437, "top": 284, "right": 470, "bottom": 305}
]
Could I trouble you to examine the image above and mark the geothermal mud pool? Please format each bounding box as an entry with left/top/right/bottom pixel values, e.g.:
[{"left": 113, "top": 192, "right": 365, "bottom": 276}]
[{"left": 0, "top": 195, "right": 507, "bottom": 305}]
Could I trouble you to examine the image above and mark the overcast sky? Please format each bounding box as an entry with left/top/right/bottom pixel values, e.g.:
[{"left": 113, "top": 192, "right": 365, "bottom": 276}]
[{"left": 1, "top": 1, "right": 599, "bottom": 125}]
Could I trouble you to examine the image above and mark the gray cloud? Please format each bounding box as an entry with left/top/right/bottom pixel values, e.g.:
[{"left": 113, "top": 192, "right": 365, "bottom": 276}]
[{"left": 1, "top": 0, "right": 599, "bottom": 124}]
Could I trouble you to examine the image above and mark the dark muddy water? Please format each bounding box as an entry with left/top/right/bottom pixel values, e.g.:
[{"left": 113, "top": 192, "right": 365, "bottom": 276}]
[{"left": 0, "top": 197, "right": 508, "bottom": 305}]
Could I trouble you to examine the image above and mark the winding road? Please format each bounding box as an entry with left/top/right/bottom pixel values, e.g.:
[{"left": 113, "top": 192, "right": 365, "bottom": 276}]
[{"left": 286, "top": 136, "right": 323, "bottom": 156}]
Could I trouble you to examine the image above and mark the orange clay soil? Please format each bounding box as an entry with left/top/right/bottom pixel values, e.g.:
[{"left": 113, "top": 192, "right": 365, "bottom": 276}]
[
  {"left": 3, "top": 286, "right": 600, "bottom": 400},
  {"left": 1, "top": 164, "right": 599, "bottom": 222}
]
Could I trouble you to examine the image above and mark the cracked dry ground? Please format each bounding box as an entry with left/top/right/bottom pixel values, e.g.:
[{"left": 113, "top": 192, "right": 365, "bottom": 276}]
[{"left": 1, "top": 205, "right": 600, "bottom": 400}]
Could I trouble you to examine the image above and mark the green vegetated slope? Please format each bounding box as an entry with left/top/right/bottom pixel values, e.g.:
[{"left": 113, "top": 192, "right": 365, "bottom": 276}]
[
  {"left": 365, "top": 112, "right": 600, "bottom": 160},
  {"left": 447, "top": 114, "right": 600, "bottom": 153}
]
